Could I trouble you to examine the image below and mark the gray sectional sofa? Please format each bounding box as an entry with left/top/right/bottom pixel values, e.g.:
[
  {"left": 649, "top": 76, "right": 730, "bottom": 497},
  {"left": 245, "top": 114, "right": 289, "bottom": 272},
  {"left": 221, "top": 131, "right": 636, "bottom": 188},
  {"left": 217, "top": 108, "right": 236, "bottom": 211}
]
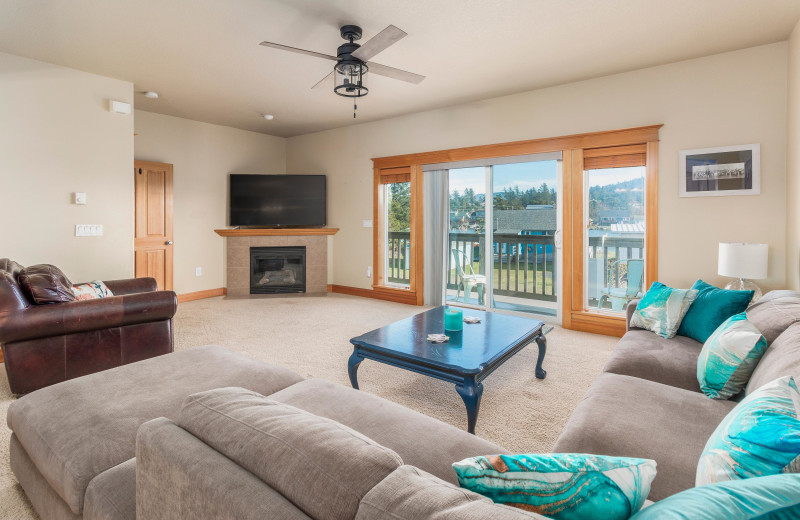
[
  {"left": 6, "top": 290, "right": 800, "bottom": 519},
  {"left": 554, "top": 289, "right": 800, "bottom": 500}
]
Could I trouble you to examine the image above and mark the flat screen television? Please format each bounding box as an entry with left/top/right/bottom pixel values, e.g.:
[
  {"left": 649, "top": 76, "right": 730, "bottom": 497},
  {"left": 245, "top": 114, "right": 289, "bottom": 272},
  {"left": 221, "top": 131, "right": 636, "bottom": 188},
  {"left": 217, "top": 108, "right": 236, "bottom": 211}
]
[{"left": 229, "top": 174, "right": 326, "bottom": 227}]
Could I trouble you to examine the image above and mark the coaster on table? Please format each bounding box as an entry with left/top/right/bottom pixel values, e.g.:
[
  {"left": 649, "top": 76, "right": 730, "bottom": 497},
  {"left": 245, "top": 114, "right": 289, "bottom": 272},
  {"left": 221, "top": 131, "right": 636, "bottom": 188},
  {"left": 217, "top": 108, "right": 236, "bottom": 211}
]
[
  {"left": 463, "top": 316, "right": 482, "bottom": 324},
  {"left": 427, "top": 334, "right": 449, "bottom": 343}
]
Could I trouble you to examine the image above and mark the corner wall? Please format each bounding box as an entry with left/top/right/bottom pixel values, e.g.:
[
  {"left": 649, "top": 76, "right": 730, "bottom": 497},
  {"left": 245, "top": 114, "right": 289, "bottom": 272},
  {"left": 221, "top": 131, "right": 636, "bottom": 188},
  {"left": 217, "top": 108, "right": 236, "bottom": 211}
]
[
  {"left": 133, "top": 110, "right": 286, "bottom": 294},
  {"left": 787, "top": 20, "right": 800, "bottom": 290},
  {"left": 287, "top": 43, "right": 789, "bottom": 292},
  {"left": 0, "top": 52, "right": 134, "bottom": 282}
]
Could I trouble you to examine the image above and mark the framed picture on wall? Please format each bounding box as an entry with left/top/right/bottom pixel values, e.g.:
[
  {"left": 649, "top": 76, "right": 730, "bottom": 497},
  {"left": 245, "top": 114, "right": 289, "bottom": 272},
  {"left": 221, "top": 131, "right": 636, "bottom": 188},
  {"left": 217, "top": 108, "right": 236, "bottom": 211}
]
[{"left": 679, "top": 143, "right": 760, "bottom": 197}]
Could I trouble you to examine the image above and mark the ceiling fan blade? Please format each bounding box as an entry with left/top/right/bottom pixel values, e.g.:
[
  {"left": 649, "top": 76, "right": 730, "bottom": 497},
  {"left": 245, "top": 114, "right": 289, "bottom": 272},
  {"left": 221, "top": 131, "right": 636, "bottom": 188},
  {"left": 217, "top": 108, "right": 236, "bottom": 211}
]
[
  {"left": 367, "top": 61, "right": 425, "bottom": 84},
  {"left": 259, "top": 41, "right": 337, "bottom": 61},
  {"left": 312, "top": 71, "right": 333, "bottom": 90},
  {"left": 351, "top": 25, "right": 407, "bottom": 62}
]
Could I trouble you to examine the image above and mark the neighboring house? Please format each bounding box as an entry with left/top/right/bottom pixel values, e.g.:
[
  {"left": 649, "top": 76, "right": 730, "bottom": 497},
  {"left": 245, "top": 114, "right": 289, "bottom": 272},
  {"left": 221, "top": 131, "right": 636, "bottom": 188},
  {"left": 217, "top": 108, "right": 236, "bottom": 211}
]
[
  {"left": 598, "top": 209, "right": 631, "bottom": 225},
  {"left": 493, "top": 208, "right": 557, "bottom": 235}
]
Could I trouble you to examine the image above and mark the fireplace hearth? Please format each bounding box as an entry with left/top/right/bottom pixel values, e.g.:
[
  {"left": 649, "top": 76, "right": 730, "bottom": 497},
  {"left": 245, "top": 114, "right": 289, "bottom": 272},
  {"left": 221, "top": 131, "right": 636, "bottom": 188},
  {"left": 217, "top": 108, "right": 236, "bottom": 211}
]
[{"left": 250, "top": 246, "right": 306, "bottom": 294}]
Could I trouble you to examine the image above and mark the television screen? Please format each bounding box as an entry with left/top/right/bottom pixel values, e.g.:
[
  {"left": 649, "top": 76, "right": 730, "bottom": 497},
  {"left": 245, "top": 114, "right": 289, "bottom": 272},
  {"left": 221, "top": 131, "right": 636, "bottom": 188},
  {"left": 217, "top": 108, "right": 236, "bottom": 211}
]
[{"left": 229, "top": 174, "right": 326, "bottom": 227}]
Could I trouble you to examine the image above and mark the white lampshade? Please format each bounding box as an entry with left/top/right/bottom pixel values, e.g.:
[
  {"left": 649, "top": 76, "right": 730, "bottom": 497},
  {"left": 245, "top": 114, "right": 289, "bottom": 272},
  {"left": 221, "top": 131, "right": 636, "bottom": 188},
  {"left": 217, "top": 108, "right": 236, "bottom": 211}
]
[{"left": 718, "top": 243, "right": 768, "bottom": 280}]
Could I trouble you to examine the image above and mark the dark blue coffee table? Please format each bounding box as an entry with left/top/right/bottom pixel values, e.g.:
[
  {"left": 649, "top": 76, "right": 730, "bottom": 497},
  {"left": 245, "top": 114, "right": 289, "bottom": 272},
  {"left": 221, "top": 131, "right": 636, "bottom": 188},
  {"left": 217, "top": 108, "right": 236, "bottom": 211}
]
[{"left": 348, "top": 306, "right": 546, "bottom": 434}]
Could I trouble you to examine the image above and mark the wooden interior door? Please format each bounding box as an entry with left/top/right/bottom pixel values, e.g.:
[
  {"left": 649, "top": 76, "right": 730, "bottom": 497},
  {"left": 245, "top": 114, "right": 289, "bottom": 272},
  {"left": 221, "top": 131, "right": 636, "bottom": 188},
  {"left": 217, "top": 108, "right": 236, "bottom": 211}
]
[{"left": 134, "top": 160, "right": 174, "bottom": 290}]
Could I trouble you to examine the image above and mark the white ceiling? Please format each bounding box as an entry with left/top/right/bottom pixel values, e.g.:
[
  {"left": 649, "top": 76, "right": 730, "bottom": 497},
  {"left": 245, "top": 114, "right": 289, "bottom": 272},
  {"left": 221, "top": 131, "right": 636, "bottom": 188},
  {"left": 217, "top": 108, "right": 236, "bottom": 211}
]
[{"left": 1, "top": 0, "right": 799, "bottom": 138}]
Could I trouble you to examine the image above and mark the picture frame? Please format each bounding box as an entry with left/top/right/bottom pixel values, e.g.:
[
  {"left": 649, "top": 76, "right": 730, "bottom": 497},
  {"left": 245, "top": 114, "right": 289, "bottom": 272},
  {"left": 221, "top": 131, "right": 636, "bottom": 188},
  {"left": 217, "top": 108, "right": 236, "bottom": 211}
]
[{"left": 679, "top": 143, "right": 760, "bottom": 197}]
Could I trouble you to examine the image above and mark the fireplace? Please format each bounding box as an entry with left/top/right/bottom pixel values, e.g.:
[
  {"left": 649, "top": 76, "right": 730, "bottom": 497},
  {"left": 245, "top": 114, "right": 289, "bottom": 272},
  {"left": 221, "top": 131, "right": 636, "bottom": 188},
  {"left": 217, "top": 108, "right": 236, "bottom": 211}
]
[{"left": 250, "top": 246, "right": 306, "bottom": 294}]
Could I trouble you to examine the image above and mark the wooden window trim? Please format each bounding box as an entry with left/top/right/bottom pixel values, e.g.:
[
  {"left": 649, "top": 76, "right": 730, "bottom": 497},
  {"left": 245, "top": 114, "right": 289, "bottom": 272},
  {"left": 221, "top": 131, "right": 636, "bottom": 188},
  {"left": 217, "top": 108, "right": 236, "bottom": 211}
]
[
  {"left": 373, "top": 166, "right": 424, "bottom": 305},
  {"left": 562, "top": 141, "right": 659, "bottom": 337},
  {"left": 371, "top": 125, "right": 661, "bottom": 316}
]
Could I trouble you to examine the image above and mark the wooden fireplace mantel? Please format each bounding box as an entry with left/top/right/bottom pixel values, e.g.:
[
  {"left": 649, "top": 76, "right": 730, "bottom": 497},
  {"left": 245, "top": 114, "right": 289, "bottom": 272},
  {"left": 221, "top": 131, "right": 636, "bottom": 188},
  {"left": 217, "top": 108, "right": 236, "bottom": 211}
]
[{"left": 215, "top": 228, "right": 339, "bottom": 237}]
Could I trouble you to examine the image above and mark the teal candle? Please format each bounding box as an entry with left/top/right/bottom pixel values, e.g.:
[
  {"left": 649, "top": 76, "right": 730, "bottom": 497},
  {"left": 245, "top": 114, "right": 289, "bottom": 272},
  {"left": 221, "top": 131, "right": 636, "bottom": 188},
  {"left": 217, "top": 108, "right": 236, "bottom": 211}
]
[{"left": 444, "top": 308, "right": 463, "bottom": 331}]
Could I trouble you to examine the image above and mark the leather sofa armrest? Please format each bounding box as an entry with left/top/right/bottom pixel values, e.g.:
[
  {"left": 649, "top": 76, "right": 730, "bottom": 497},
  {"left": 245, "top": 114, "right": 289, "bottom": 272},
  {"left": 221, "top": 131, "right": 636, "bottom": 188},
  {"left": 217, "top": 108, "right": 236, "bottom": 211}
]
[
  {"left": 626, "top": 299, "right": 642, "bottom": 331},
  {"left": 101, "top": 277, "right": 158, "bottom": 296},
  {"left": 0, "top": 290, "right": 177, "bottom": 344}
]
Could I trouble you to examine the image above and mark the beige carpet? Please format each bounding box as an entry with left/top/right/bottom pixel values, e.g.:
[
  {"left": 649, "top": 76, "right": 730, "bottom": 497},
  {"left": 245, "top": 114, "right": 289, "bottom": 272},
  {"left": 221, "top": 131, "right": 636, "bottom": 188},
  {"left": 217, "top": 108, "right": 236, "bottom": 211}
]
[{"left": 1, "top": 293, "right": 617, "bottom": 519}]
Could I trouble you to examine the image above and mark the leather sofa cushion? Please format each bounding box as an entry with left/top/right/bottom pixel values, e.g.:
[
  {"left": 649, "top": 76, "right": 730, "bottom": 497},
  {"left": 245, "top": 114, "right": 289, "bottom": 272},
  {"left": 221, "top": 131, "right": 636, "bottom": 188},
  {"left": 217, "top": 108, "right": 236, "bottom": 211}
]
[
  {"left": 0, "top": 257, "right": 25, "bottom": 279},
  {"left": 746, "top": 290, "right": 800, "bottom": 344},
  {"left": 355, "top": 465, "right": 547, "bottom": 520},
  {"left": 7, "top": 345, "right": 304, "bottom": 514},
  {"left": 602, "top": 329, "right": 703, "bottom": 392},
  {"left": 747, "top": 323, "right": 800, "bottom": 394},
  {"left": 552, "top": 372, "right": 737, "bottom": 501},
  {"left": 18, "top": 264, "right": 76, "bottom": 304},
  {"left": 0, "top": 270, "right": 30, "bottom": 312},
  {"left": 269, "top": 379, "right": 508, "bottom": 486},
  {"left": 178, "top": 387, "right": 402, "bottom": 520}
]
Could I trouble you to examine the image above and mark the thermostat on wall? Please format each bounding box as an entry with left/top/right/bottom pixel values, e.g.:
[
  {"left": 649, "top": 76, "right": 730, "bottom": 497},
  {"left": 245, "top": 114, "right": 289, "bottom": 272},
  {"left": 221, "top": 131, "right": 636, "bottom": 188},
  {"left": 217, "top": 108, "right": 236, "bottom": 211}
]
[
  {"left": 108, "top": 100, "right": 132, "bottom": 115},
  {"left": 73, "top": 192, "right": 87, "bottom": 205}
]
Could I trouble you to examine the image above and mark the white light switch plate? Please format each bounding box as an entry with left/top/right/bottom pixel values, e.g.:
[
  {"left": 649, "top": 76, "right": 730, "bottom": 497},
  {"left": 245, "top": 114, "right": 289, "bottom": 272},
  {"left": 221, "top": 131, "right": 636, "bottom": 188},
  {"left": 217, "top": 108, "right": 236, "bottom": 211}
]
[
  {"left": 74, "top": 192, "right": 87, "bottom": 205},
  {"left": 362, "top": 220, "right": 373, "bottom": 228},
  {"left": 195, "top": 267, "right": 202, "bottom": 277},
  {"left": 75, "top": 224, "right": 103, "bottom": 237}
]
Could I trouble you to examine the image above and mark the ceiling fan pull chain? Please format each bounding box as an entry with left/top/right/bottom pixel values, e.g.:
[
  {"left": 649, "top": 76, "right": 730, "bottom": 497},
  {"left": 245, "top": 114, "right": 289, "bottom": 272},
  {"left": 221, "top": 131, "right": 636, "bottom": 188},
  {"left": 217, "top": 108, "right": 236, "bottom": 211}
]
[{"left": 354, "top": 98, "right": 357, "bottom": 118}]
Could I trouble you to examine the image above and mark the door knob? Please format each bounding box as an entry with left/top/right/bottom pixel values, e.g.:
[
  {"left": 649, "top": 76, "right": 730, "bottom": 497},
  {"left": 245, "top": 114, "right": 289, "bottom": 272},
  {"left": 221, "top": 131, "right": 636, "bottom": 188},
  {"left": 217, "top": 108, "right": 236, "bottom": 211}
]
[{"left": 165, "top": 240, "right": 173, "bottom": 245}]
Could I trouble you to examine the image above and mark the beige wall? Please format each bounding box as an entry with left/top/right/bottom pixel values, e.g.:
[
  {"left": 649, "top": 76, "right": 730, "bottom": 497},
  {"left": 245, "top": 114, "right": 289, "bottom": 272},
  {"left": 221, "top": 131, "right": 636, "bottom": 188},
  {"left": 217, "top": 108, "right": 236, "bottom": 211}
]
[
  {"left": 787, "top": 21, "right": 800, "bottom": 290},
  {"left": 133, "top": 110, "right": 286, "bottom": 294},
  {"left": 0, "top": 51, "right": 134, "bottom": 282},
  {"left": 287, "top": 43, "right": 789, "bottom": 293}
]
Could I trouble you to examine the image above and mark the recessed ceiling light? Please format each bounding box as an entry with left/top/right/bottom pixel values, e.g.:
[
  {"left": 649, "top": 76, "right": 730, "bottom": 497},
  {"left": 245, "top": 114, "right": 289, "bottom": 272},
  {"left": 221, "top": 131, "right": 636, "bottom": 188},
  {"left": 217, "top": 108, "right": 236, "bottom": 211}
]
[
  {"left": 263, "top": 114, "right": 275, "bottom": 120},
  {"left": 143, "top": 91, "right": 159, "bottom": 99}
]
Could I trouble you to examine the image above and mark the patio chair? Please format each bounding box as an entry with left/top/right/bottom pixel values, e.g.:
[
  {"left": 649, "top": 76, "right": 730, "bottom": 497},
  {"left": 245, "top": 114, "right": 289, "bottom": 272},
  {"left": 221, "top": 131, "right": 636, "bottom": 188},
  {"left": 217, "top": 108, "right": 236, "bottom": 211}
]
[
  {"left": 597, "top": 258, "right": 644, "bottom": 311},
  {"left": 451, "top": 249, "right": 486, "bottom": 305}
]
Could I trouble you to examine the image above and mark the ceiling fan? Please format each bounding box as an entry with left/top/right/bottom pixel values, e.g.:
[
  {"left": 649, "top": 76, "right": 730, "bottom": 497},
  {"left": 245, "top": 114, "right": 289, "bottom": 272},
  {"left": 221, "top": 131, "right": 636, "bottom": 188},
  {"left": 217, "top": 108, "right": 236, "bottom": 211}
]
[{"left": 260, "top": 24, "right": 425, "bottom": 117}]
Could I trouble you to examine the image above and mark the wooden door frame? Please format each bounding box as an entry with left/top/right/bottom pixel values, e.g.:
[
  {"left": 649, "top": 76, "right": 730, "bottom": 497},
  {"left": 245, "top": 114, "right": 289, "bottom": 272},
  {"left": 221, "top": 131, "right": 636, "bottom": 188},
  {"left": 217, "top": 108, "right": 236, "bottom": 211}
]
[{"left": 134, "top": 160, "right": 174, "bottom": 291}]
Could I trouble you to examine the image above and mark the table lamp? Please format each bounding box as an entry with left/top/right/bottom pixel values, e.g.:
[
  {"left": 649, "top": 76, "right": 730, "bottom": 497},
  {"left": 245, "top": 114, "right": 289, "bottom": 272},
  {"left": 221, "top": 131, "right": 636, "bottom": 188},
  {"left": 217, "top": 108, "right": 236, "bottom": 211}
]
[{"left": 718, "top": 242, "right": 768, "bottom": 301}]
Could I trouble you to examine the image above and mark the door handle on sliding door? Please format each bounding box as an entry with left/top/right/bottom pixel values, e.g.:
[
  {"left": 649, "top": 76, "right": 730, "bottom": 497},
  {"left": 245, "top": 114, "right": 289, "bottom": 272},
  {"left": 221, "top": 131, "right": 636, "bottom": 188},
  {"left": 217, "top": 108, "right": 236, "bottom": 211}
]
[{"left": 554, "top": 229, "right": 562, "bottom": 249}]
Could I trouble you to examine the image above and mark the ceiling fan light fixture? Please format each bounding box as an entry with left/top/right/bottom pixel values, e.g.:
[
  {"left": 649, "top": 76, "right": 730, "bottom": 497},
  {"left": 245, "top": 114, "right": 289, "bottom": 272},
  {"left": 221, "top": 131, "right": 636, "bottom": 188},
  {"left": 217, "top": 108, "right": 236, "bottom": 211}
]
[
  {"left": 142, "top": 91, "right": 159, "bottom": 99},
  {"left": 333, "top": 59, "right": 368, "bottom": 98}
]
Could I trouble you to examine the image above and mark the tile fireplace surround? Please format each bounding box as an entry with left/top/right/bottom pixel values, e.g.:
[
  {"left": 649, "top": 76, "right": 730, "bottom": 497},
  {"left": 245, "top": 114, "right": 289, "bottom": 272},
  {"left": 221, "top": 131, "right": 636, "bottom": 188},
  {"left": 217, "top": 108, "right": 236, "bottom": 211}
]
[{"left": 215, "top": 228, "right": 339, "bottom": 297}]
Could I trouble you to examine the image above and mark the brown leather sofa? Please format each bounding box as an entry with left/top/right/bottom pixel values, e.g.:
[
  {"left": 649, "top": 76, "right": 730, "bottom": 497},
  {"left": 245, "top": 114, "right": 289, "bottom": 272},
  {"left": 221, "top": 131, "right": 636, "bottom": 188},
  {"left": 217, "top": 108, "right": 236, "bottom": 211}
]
[{"left": 0, "top": 258, "right": 177, "bottom": 394}]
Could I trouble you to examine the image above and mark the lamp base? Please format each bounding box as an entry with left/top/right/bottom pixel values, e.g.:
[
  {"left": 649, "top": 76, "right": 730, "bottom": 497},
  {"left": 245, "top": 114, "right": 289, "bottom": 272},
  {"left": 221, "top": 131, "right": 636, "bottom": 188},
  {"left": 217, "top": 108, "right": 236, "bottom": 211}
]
[{"left": 724, "top": 278, "right": 762, "bottom": 303}]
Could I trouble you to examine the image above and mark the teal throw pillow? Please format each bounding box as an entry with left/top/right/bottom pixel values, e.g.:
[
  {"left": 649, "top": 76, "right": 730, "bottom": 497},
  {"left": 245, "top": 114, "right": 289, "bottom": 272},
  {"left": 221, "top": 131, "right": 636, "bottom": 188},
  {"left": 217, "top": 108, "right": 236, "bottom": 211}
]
[
  {"left": 677, "top": 279, "right": 754, "bottom": 343},
  {"left": 696, "top": 376, "right": 800, "bottom": 486},
  {"left": 452, "top": 453, "right": 656, "bottom": 520},
  {"left": 630, "top": 473, "right": 800, "bottom": 520},
  {"left": 629, "top": 282, "right": 698, "bottom": 339},
  {"left": 696, "top": 312, "right": 768, "bottom": 400}
]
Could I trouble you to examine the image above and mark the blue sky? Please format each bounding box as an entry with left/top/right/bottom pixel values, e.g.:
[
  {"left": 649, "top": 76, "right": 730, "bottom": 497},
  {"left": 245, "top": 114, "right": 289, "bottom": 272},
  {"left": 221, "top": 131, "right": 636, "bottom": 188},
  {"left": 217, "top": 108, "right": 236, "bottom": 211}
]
[{"left": 447, "top": 162, "right": 644, "bottom": 194}]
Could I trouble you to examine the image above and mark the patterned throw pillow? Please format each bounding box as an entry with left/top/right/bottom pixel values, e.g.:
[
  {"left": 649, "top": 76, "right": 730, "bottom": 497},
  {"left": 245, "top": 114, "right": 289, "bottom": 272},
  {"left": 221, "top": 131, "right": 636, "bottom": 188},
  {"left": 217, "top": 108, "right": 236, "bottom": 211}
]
[
  {"left": 630, "top": 473, "right": 800, "bottom": 520},
  {"left": 452, "top": 453, "right": 656, "bottom": 520},
  {"left": 629, "top": 282, "right": 698, "bottom": 338},
  {"left": 696, "top": 376, "right": 800, "bottom": 486},
  {"left": 696, "top": 312, "right": 768, "bottom": 400},
  {"left": 72, "top": 280, "right": 114, "bottom": 301}
]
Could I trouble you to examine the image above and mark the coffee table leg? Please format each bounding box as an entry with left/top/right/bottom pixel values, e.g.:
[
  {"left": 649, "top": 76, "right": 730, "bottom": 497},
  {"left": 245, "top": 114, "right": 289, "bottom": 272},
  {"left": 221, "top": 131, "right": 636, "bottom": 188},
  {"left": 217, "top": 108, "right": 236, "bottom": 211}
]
[
  {"left": 534, "top": 335, "right": 547, "bottom": 379},
  {"left": 456, "top": 379, "right": 484, "bottom": 435},
  {"left": 348, "top": 350, "right": 363, "bottom": 390}
]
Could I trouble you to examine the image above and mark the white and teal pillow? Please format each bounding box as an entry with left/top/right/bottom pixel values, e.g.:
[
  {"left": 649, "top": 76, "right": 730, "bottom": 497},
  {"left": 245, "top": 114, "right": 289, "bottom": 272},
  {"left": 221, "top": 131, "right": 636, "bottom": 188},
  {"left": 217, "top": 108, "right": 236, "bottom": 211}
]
[
  {"left": 630, "top": 282, "right": 698, "bottom": 339},
  {"left": 697, "top": 312, "right": 768, "bottom": 400},
  {"left": 452, "top": 453, "right": 656, "bottom": 520},
  {"left": 696, "top": 376, "right": 800, "bottom": 486},
  {"left": 630, "top": 473, "right": 800, "bottom": 519}
]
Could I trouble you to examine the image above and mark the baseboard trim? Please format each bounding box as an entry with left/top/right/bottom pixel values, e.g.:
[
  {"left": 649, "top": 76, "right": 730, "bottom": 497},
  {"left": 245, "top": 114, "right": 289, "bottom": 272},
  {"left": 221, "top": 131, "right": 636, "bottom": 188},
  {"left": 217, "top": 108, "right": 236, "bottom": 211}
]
[
  {"left": 328, "top": 284, "right": 419, "bottom": 305},
  {"left": 178, "top": 288, "right": 227, "bottom": 303}
]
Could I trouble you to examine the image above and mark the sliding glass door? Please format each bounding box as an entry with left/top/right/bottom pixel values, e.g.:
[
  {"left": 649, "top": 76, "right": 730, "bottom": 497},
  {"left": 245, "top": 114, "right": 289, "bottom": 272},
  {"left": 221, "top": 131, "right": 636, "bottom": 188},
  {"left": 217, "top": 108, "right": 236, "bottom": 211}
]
[{"left": 439, "top": 154, "right": 562, "bottom": 318}]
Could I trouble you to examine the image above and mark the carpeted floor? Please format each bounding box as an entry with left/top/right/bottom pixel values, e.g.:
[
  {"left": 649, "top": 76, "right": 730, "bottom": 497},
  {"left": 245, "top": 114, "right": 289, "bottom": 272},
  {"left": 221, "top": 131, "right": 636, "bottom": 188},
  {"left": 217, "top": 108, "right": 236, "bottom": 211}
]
[{"left": 0, "top": 293, "right": 617, "bottom": 519}]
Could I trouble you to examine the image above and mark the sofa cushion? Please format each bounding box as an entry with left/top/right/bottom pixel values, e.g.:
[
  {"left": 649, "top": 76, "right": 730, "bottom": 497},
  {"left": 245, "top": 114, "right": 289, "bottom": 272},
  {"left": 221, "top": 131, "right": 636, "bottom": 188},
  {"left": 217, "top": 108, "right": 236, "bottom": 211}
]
[
  {"left": 137, "top": 417, "right": 313, "bottom": 520},
  {"left": 355, "top": 465, "right": 547, "bottom": 520},
  {"left": 630, "top": 473, "right": 800, "bottom": 520},
  {"left": 603, "top": 329, "right": 703, "bottom": 392},
  {"left": 6, "top": 345, "right": 304, "bottom": 514},
  {"left": 629, "top": 282, "right": 698, "bottom": 339},
  {"left": 452, "top": 453, "right": 656, "bottom": 520},
  {"left": 677, "top": 279, "right": 753, "bottom": 343},
  {"left": 697, "top": 376, "right": 800, "bottom": 486},
  {"left": 552, "top": 372, "right": 737, "bottom": 500},
  {"left": 178, "top": 387, "right": 402, "bottom": 520},
  {"left": 269, "top": 378, "right": 508, "bottom": 486},
  {"left": 696, "top": 312, "right": 768, "bottom": 400},
  {"left": 18, "top": 264, "right": 76, "bottom": 304},
  {"left": 747, "top": 322, "right": 800, "bottom": 394},
  {"left": 83, "top": 459, "right": 136, "bottom": 520},
  {"left": 745, "top": 290, "right": 800, "bottom": 344}
]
